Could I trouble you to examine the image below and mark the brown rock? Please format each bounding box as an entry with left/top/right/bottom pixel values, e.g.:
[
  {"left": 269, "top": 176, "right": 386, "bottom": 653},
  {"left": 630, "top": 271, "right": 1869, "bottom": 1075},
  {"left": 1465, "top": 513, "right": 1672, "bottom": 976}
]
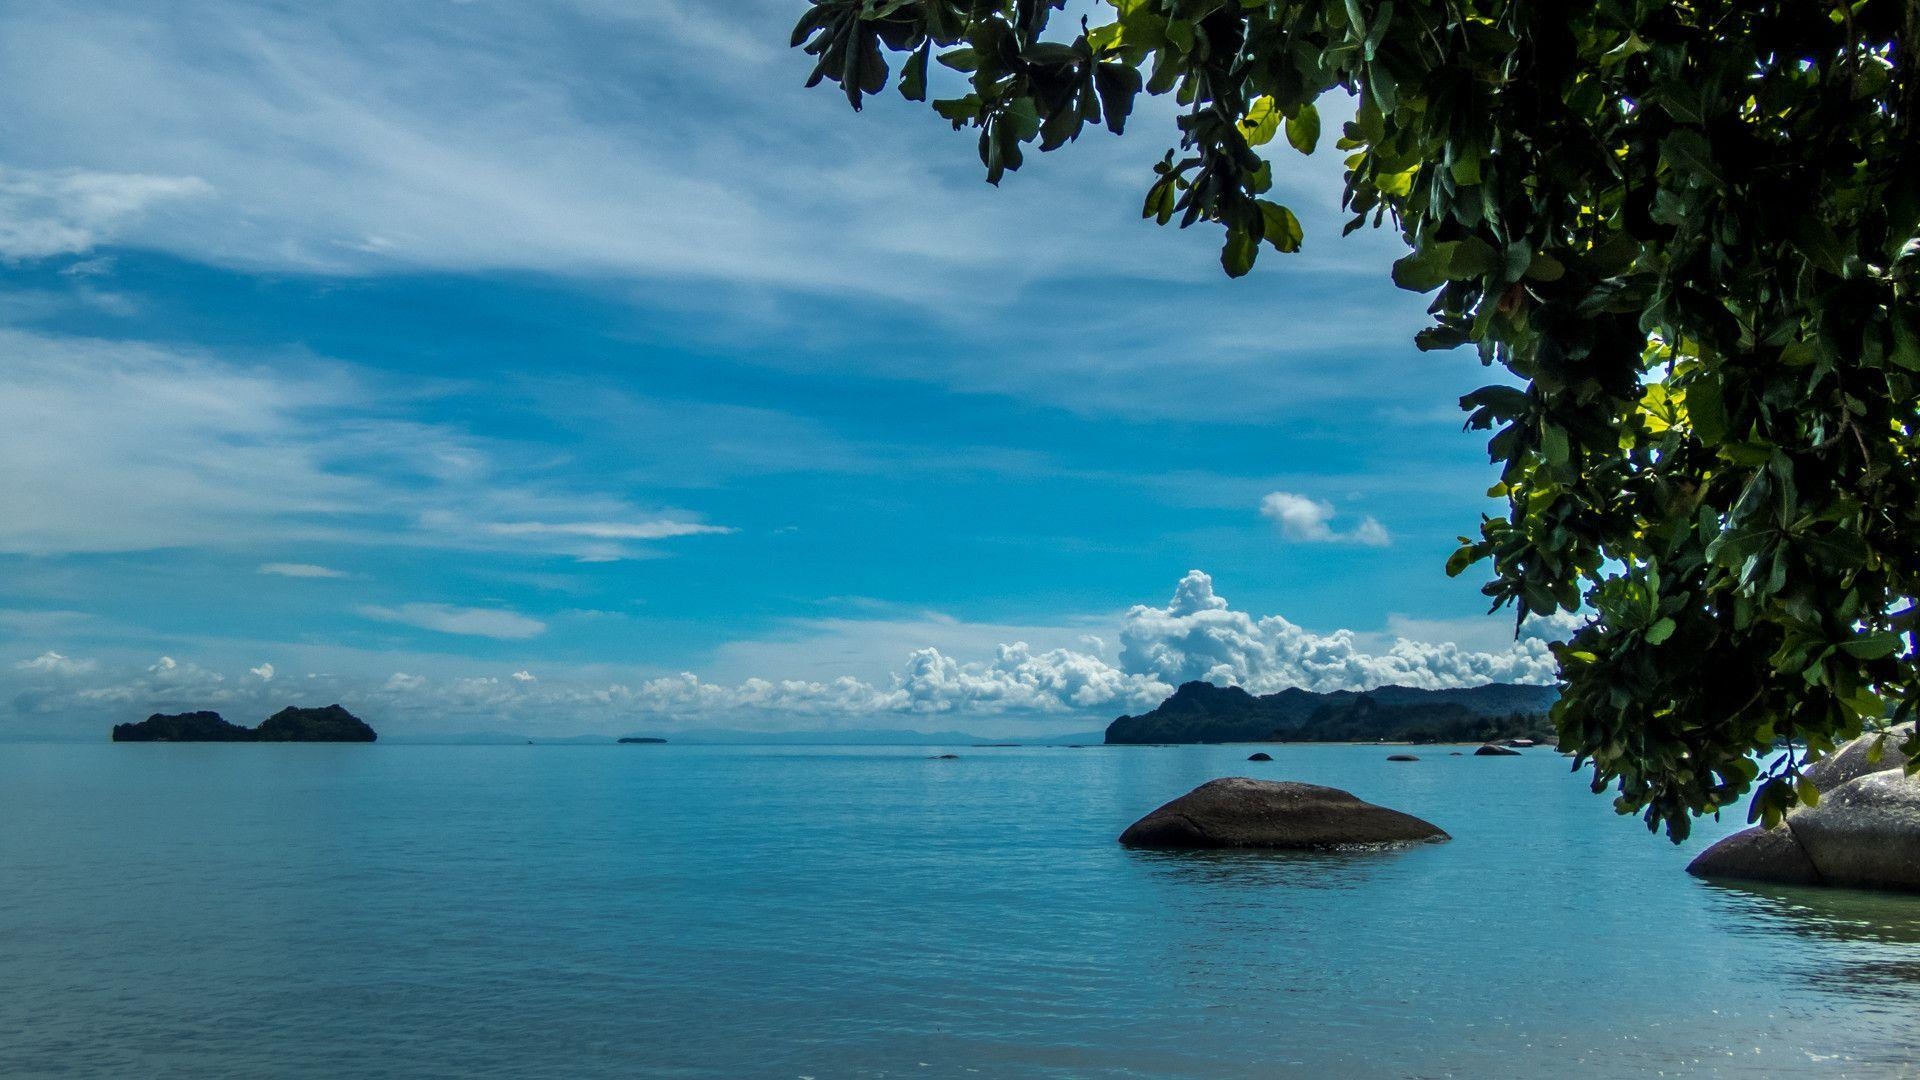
[
  {"left": 1686, "top": 825, "right": 1822, "bottom": 886},
  {"left": 1117, "top": 777, "right": 1449, "bottom": 850}
]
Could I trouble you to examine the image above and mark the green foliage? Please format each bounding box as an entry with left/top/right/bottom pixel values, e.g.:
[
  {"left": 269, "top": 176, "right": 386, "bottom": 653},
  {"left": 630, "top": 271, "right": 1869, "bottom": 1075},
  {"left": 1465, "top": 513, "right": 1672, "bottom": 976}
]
[{"left": 793, "top": 0, "right": 1920, "bottom": 839}]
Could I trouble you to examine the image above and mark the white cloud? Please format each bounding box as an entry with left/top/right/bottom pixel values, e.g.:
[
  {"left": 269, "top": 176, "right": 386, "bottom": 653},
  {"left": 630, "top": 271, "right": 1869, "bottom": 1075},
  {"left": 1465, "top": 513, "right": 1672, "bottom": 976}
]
[
  {"left": 358, "top": 603, "right": 547, "bottom": 641},
  {"left": 259, "top": 562, "right": 350, "bottom": 579},
  {"left": 1260, "top": 490, "right": 1391, "bottom": 547},
  {"left": 511, "top": 670, "right": 536, "bottom": 683},
  {"left": 249, "top": 662, "right": 275, "bottom": 681},
  {"left": 0, "top": 166, "right": 211, "bottom": 259},
  {"left": 15, "top": 650, "right": 96, "bottom": 674}
]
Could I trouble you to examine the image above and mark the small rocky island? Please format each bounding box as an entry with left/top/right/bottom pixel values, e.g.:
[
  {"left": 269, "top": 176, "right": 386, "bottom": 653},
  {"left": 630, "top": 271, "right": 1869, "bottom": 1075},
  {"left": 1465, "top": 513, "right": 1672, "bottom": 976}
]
[
  {"left": 111, "top": 705, "right": 378, "bottom": 742},
  {"left": 1105, "top": 680, "right": 1558, "bottom": 745},
  {"left": 616, "top": 736, "right": 667, "bottom": 744}
]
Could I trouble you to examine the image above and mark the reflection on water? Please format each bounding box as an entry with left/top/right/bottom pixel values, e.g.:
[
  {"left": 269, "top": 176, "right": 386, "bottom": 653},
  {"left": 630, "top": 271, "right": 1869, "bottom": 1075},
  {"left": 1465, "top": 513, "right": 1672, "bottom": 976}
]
[
  {"left": 1703, "top": 880, "right": 1920, "bottom": 999},
  {"left": 1703, "top": 880, "right": 1920, "bottom": 946},
  {"left": 1124, "top": 844, "right": 1428, "bottom": 891}
]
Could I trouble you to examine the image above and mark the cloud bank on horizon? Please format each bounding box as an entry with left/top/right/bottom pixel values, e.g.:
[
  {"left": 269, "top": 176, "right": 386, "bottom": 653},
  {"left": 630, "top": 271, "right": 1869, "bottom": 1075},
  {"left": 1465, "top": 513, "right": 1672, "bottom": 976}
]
[{"left": 5, "top": 572, "right": 1571, "bottom": 737}]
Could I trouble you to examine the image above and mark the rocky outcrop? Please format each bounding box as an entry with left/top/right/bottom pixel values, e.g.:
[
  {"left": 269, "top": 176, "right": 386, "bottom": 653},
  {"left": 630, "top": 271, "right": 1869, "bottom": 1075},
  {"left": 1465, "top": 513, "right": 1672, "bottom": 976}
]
[
  {"left": 1247, "top": 752, "right": 1273, "bottom": 761},
  {"left": 1803, "top": 722, "right": 1914, "bottom": 791},
  {"left": 1788, "top": 771, "right": 1920, "bottom": 892},
  {"left": 617, "top": 737, "right": 667, "bottom": 744},
  {"left": 111, "top": 705, "right": 376, "bottom": 742},
  {"left": 1686, "top": 823, "right": 1823, "bottom": 886},
  {"left": 1474, "top": 744, "right": 1522, "bottom": 757},
  {"left": 1387, "top": 754, "right": 1420, "bottom": 762},
  {"left": 1118, "top": 777, "right": 1449, "bottom": 850},
  {"left": 1688, "top": 725, "right": 1920, "bottom": 893}
]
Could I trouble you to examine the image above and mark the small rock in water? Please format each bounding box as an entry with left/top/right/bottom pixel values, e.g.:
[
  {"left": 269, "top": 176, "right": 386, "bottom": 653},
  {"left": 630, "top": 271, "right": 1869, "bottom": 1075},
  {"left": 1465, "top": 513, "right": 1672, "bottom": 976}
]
[
  {"left": 1118, "top": 777, "right": 1449, "bottom": 850},
  {"left": 1247, "top": 752, "right": 1273, "bottom": 762},
  {"left": 1387, "top": 754, "right": 1419, "bottom": 762},
  {"left": 933, "top": 753, "right": 960, "bottom": 760}
]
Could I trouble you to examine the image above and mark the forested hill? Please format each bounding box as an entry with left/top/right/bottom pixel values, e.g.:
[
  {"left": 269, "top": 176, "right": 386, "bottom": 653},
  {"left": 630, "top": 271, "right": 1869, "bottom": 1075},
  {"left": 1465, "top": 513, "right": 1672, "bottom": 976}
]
[{"left": 1104, "top": 681, "right": 1560, "bottom": 745}]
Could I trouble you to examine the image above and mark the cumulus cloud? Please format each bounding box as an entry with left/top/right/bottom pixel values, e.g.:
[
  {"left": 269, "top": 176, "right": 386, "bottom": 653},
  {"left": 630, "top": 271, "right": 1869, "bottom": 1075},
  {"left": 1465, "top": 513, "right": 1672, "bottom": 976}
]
[
  {"left": 15, "top": 650, "right": 96, "bottom": 675},
  {"left": 358, "top": 603, "right": 547, "bottom": 641},
  {"left": 249, "top": 662, "right": 275, "bottom": 681},
  {"left": 1119, "top": 570, "right": 1556, "bottom": 692},
  {"left": 259, "top": 562, "right": 349, "bottom": 579},
  {"left": 1260, "top": 491, "right": 1391, "bottom": 547},
  {"left": 511, "top": 670, "right": 536, "bottom": 683},
  {"left": 0, "top": 166, "right": 211, "bottom": 260}
]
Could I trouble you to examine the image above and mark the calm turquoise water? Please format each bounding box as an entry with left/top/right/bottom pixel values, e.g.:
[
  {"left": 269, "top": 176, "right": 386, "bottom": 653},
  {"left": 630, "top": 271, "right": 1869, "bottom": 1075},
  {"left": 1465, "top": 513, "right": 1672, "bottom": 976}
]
[{"left": 3, "top": 743, "right": 1919, "bottom": 1078}]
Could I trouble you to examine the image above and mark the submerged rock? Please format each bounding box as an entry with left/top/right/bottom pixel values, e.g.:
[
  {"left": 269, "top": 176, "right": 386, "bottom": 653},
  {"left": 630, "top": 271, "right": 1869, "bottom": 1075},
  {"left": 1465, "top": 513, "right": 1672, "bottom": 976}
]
[
  {"left": 1387, "top": 754, "right": 1420, "bottom": 762},
  {"left": 1117, "top": 777, "right": 1449, "bottom": 850},
  {"left": 1686, "top": 825, "right": 1822, "bottom": 886},
  {"left": 1474, "top": 744, "right": 1522, "bottom": 757},
  {"left": 1247, "top": 752, "right": 1273, "bottom": 762}
]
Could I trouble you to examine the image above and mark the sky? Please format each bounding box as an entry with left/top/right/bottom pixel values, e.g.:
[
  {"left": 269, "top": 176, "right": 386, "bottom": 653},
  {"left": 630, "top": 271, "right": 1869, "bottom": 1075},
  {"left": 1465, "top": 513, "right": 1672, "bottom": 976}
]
[{"left": 0, "top": 0, "right": 1567, "bottom": 739}]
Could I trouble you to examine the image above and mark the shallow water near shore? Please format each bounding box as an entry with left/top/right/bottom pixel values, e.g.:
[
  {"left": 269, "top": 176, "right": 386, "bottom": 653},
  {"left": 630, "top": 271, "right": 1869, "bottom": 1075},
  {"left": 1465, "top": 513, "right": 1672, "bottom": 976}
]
[{"left": 3, "top": 741, "right": 1918, "bottom": 1078}]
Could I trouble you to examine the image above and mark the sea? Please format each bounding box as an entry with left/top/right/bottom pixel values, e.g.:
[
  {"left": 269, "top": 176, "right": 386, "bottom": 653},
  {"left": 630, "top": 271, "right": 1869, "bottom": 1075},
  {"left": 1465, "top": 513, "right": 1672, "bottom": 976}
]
[{"left": 2, "top": 741, "right": 1917, "bottom": 1078}]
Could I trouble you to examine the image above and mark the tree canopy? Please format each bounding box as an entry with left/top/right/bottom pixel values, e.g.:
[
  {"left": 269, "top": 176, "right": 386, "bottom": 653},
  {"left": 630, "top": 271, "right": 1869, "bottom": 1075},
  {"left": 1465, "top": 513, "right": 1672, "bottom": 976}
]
[{"left": 791, "top": 0, "right": 1920, "bottom": 838}]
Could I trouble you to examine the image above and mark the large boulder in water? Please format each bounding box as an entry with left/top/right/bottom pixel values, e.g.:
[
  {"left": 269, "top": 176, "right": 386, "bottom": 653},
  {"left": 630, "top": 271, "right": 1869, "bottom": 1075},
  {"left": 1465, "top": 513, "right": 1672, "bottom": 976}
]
[
  {"left": 1788, "top": 770, "right": 1920, "bottom": 892},
  {"left": 1118, "top": 777, "right": 1449, "bottom": 850},
  {"left": 1474, "top": 743, "right": 1522, "bottom": 757},
  {"left": 1686, "top": 824, "right": 1822, "bottom": 886},
  {"left": 1803, "top": 722, "right": 1914, "bottom": 792},
  {"left": 1247, "top": 752, "right": 1273, "bottom": 762}
]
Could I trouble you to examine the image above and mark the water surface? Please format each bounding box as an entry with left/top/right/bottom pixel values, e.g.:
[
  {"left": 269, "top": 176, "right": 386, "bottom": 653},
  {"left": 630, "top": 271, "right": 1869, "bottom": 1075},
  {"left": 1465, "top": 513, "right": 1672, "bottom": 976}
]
[{"left": 3, "top": 742, "right": 1917, "bottom": 1078}]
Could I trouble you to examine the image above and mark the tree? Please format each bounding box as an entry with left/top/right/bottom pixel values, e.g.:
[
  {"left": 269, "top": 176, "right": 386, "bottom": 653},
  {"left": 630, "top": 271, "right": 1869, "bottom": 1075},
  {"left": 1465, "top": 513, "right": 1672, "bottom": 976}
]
[{"left": 791, "top": 0, "right": 1920, "bottom": 838}]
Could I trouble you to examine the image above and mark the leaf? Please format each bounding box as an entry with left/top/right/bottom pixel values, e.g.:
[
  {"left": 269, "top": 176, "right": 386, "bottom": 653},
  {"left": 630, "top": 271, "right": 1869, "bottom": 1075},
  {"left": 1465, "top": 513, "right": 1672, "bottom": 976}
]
[
  {"left": 1257, "top": 201, "right": 1303, "bottom": 253},
  {"left": 899, "top": 40, "right": 931, "bottom": 102},
  {"left": 1660, "top": 129, "right": 1722, "bottom": 186},
  {"left": 1392, "top": 242, "right": 1455, "bottom": 292},
  {"left": 1645, "top": 617, "right": 1676, "bottom": 645},
  {"left": 1448, "top": 236, "right": 1498, "bottom": 279},
  {"left": 1221, "top": 227, "right": 1257, "bottom": 277},
  {"left": 1840, "top": 631, "right": 1905, "bottom": 660},
  {"left": 1238, "top": 97, "right": 1281, "bottom": 146},
  {"left": 1285, "top": 102, "right": 1321, "bottom": 155}
]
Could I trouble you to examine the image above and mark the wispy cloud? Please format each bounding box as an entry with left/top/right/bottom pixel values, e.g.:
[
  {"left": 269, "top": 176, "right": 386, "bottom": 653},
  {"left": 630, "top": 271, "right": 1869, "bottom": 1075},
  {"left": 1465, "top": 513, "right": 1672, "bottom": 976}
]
[
  {"left": 0, "top": 166, "right": 211, "bottom": 260},
  {"left": 357, "top": 603, "right": 547, "bottom": 641},
  {"left": 0, "top": 326, "right": 736, "bottom": 559},
  {"left": 485, "top": 521, "right": 735, "bottom": 542},
  {"left": 258, "top": 562, "right": 350, "bottom": 579}
]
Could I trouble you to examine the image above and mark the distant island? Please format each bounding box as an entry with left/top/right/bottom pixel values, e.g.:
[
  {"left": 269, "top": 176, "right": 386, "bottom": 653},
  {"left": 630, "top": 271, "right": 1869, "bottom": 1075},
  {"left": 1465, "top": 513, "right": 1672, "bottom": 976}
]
[
  {"left": 1104, "top": 681, "right": 1558, "bottom": 745},
  {"left": 616, "top": 736, "right": 667, "bottom": 744},
  {"left": 111, "top": 705, "right": 378, "bottom": 742}
]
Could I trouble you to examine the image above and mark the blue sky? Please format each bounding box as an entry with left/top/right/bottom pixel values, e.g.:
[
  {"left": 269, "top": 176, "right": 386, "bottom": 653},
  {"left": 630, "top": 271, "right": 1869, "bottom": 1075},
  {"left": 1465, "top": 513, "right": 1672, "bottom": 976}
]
[{"left": 0, "top": 0, "right": 1564, "bottom": 737}]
